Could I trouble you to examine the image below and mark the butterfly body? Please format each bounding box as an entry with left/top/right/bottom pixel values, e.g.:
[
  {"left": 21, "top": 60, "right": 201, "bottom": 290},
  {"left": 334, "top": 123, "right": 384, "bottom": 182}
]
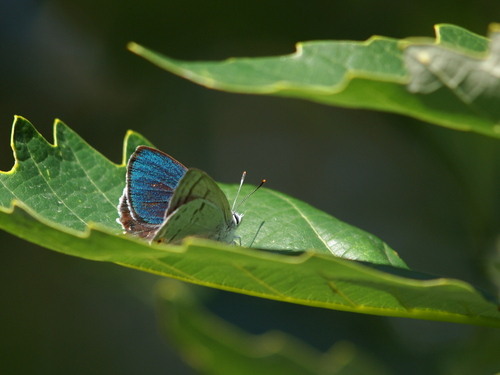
[{"left": 118, "top": 146, "right": 241, "bottom": 244}]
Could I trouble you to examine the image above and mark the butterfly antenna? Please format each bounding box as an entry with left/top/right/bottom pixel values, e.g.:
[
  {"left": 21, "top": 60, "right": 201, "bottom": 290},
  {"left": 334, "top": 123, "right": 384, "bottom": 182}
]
[
  {"left": 232, "top": 171, "right": 247, "bottom": 211},
  {"left": 234, "top": 178, "right": 266, "bottom": 212}
]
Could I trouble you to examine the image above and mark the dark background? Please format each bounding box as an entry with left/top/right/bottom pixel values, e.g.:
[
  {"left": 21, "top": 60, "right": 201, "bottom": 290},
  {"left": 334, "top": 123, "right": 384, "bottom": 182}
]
[{"left": 1, "top": 1, "right": 500, "bottom": 374}]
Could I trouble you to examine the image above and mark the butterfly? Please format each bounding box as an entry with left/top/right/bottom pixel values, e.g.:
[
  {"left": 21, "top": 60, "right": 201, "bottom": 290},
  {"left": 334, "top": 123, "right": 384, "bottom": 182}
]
[{"left": 117, "top": 146, "right": 242, "bottom": 244}]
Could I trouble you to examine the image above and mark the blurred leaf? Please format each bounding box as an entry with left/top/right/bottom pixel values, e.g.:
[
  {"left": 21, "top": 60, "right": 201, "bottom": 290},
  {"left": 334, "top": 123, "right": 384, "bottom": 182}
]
[
  {"left": 0, "top": 117, "right": 499, "bottom": 327},
  {"left": 129, "top": 23, "right": 500, "bottom": 139},
  {"left": 156, "top": 280, "right": 392, "bottom": 375},
  {"left": 438, "top": 329, "right": 500, "bottom": 375}
]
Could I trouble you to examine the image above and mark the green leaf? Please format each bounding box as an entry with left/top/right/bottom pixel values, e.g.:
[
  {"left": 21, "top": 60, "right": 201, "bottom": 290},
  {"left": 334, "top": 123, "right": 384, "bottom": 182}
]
[
  {"left": 0, "top": 116, "right": 403, "bottom": 264},
  {"left": 235, "top": 184, "right": 404, "bottom": 265},
  {"left": 128, "top": 23, "right": 500, "bottom": 139},
  {"left": 156, "top": 280, "right": 392, "bottom": 375},
  {"left": 1, "top": 117, "right": 500, "bottom": 327}
]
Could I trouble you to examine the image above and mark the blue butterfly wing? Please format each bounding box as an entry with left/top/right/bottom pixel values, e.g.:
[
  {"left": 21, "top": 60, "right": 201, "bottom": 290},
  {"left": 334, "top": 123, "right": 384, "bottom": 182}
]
[{"left": 125, "top": 146, "right": 187, "bottom": 226}]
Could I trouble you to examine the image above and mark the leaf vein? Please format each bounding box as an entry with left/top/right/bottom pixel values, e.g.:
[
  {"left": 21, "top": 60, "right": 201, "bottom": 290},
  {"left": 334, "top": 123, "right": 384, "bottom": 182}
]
[
  {"left": 150, "top": 257, "right": 205, "bottom": 282},
  {"left": 26, "top": 148, "right": 87, "bottom": 226},
  {"left": 266, "top": 189, "right": 332, "bottom": 253},
  {"left": 233, "top": 263, "right": 287, "bottom": 298},
  {"left": 327, "top": 280, "right": 358, "bottom": 307},
  {"left": 68, "top": 147, "right": 116, "bottom": 209}
]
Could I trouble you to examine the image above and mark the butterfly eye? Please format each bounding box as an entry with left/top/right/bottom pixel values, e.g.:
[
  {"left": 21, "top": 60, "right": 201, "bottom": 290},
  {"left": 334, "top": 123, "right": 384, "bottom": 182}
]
[{"left": 233, "top": 213, "right": 243, "bottom": 225}]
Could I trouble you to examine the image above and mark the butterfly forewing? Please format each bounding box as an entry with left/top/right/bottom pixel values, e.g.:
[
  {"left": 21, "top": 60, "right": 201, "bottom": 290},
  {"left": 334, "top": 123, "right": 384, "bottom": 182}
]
[{"left": 126, "top": 146, "right": 187, "bottom": 225}]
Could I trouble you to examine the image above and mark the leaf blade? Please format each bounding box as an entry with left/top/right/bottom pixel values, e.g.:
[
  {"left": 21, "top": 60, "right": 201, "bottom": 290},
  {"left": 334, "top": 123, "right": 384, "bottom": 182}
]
[
  {"left": 129, "top": 24, "right": 500, "bottom": 138},
  {"left": 1, "top": 117, "right": 499, "bottom": 327}
]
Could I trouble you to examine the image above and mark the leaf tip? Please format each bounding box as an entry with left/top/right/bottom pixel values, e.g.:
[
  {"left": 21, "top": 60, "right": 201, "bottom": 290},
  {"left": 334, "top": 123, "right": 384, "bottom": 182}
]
[
  {"left": 127, "top": 42, "right": 142, "bottom": 54},
  {"left": 13, "top": 114, "right": 28, "bottom": 123},
  {"left": 122, "top": 130, "right": 154, "bottom": 164},
  {"left": 11, "top": 116, "right": 39, "bottom": 148}
]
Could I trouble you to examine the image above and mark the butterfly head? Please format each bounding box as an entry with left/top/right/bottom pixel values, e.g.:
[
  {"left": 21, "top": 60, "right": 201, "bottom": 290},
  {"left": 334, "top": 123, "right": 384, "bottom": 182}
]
[{"left": 232, "top": 211, "right": 243, "bottom": 226}]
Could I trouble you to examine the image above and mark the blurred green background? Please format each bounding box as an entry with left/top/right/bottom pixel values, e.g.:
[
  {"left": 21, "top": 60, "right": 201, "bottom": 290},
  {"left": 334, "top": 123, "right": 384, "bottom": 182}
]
[{"left": 1, "top": 1, "right": 500, "bottom": 374}]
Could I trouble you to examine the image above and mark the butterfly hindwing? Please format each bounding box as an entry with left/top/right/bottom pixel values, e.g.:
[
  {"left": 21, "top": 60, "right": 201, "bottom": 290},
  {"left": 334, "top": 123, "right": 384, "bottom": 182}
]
[
  {"left": 166, "top": 169, "right": 232, "bottom": 220},
  {"left": 154, "top": 169, "right": 237, "bottom": 243},
  {"left": 154, "top": 199, "right": 229, "bottom": 243},
  {"left": 118, "top": 193, "right": 159, "bottom": 238}
]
